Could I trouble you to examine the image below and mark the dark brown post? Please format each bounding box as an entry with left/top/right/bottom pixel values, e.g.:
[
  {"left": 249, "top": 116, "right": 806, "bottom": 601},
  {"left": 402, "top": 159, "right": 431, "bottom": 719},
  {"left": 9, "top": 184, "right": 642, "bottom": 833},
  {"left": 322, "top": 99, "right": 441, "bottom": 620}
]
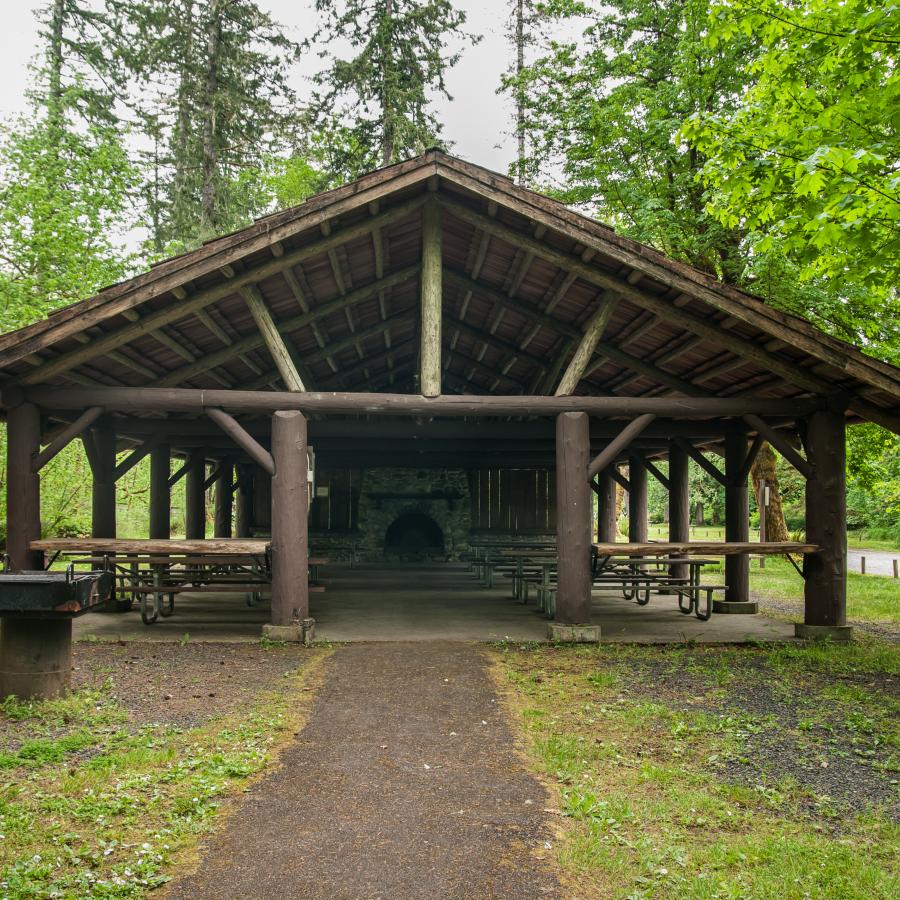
[
  {"left": 214, "top": 460, "right": 233, "bottom": 538},
  {"left": 91, "top": 419, "right": 117, "bottom": 539},
  {"left": 725, "top": 427, "right": 750, "bottom": 604},
  {"left": 235, "top": 463, "right": 254, "bottom": 537},
  {"left": 184, "top": 449, "right": 206, "bottom": 539},
  {"left": 149, "top": 443, "right": 171, "bottom": 539},
  {"left": 6, "top": 401, "right": 42, "bottom": 570},
  {"left": 2, "top": 401, "right": 72, "bottom": 700},
  {"left": 555, "top": 412, "right": 592, "bottom": 625},
  {"left": 801, "top": 409, "right": 849, "bottom": 636},
  {"left": 270, "top": 410, "right": 309, "bottom": 629},
  {"left": 668, "top": 440, "right": 690, "bottom": 582},
  {"left": 596, "top": 468, "right": 617, "bottom": 542},
  {"left": 628, "top": 453, "right": 648, "bottom": 543}
]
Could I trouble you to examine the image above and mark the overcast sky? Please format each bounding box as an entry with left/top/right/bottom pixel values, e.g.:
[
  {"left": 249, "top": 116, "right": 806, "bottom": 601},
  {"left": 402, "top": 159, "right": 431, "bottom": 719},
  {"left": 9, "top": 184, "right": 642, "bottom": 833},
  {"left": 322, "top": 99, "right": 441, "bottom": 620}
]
[{"left": 0, "top": 0, "right": 518, "bottom": 176}]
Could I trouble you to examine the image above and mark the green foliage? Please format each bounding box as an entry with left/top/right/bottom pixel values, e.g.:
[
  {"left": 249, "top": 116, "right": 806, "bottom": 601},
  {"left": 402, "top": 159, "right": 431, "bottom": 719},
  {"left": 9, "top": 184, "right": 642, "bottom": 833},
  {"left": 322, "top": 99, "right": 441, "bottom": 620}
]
[
  {"left": 684, "top": 0, "right": 900, "bottom": 318},
  {"left": 309, "top": 0, "right": 480, "bottom": 177},
  {"left": 0, "top": 115, "right": 136, "bottom": 331}
]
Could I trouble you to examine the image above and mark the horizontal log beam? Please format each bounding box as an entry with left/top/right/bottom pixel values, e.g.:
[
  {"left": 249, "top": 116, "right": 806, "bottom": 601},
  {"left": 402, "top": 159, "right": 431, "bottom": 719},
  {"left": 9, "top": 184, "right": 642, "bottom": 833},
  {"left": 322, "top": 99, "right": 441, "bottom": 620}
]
[
  {"left": 587, "top": 414, "right": 656, "bottom": 479},
  {"left": 32, "top": 406, "right": 103, "bottom": 472},
  {"left": 15, "top": 387, "right": 823, "bottom": 419},
  {"left": 206, "top": 407, "right": 275, "bottom": 475}
]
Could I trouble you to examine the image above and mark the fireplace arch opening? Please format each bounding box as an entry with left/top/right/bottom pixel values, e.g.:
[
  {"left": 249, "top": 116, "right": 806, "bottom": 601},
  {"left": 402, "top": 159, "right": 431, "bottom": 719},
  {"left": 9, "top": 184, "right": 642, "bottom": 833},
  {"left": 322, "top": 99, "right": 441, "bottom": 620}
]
[{"left": 383, "top": 512, "right": 445, "bottom": 560}]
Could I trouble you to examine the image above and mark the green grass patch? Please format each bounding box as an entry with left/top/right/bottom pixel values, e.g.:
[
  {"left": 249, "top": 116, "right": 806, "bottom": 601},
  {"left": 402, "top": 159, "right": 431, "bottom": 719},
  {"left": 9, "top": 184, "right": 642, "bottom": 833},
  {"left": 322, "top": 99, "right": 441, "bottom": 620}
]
[
  {"left": 494, "top": 641, "right": 899, "bottom": 899},
  {"left": 0, "top": 651, "right": 328, "bottom": 897}
]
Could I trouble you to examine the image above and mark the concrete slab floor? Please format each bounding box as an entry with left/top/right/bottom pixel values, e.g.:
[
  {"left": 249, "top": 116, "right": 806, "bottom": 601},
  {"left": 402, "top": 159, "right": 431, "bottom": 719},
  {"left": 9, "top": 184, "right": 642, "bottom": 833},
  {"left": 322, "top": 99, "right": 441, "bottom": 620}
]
[{"left": 73, "top": 562, "right": 796, "bottom": 644}]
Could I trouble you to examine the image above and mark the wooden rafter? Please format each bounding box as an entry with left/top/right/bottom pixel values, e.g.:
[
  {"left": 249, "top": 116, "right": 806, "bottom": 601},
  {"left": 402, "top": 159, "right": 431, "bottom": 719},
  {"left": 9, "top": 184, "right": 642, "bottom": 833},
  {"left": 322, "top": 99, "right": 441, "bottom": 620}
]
[{"left": 240, "top": 284, "right": 306, "bottom": 392}]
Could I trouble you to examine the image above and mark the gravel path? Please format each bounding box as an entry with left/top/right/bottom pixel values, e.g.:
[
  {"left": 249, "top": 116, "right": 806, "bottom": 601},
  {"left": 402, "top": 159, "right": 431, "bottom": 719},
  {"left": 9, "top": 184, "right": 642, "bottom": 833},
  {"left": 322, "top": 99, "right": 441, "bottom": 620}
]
[{"left": 167, "top": 642, "right": 560, "bottom": 899}]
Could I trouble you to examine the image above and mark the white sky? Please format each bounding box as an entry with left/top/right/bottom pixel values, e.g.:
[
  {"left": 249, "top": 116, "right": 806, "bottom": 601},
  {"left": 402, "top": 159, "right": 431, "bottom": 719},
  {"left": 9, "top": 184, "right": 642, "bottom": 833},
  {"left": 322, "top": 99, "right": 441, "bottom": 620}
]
[{"left": 0, "top": 0, "right": 518, "bottom": 176}]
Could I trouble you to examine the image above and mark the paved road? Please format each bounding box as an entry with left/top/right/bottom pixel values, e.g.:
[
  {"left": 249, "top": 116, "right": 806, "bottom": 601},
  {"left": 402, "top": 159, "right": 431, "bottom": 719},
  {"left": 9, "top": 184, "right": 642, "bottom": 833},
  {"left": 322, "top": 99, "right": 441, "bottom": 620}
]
[
  {"left": 167, "top": 643, "right": 560, "bottom": 899},
  {"left": 848, "top": 548, "right": 900, "bottom": 577}
]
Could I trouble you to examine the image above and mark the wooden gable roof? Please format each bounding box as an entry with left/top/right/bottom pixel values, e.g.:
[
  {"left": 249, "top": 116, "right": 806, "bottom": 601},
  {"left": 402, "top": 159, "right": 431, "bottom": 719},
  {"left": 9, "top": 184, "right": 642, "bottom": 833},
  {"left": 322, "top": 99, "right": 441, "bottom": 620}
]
[{"left": 1, "top": 149, "right": 899, "bottom": 433}]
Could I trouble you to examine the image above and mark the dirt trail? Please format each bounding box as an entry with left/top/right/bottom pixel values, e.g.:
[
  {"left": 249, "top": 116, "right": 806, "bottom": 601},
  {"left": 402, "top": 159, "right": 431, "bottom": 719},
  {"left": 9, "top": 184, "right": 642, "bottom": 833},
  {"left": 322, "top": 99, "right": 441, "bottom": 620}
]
[{"left": 167, "top": 642, "right": 559, "bottom": 899}]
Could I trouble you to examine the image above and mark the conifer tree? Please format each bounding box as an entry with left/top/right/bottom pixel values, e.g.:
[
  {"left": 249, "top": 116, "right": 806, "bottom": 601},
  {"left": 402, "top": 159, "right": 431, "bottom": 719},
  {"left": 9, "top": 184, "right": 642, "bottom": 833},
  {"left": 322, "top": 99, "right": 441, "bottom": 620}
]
[{"left": 309, "top": 0, "right": 479, "bottom": 178}]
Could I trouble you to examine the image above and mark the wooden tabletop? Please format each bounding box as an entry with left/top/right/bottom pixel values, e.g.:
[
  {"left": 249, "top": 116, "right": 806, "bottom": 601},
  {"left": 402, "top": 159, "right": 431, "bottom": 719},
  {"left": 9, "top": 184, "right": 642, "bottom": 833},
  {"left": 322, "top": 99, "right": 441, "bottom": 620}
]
[
  {"left": 592, "top": 542, "right": 819, "bottom": 556},
  {"left": 32, "top": 538, "right": 271, "bottom": 555}
]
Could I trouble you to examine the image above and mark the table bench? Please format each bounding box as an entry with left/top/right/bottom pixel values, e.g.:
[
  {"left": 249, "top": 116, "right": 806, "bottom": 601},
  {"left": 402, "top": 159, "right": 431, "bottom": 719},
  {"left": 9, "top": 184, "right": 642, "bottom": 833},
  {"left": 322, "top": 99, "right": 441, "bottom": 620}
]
[{"left": 30, "top": 539, "right": 327, "bottom": 625}]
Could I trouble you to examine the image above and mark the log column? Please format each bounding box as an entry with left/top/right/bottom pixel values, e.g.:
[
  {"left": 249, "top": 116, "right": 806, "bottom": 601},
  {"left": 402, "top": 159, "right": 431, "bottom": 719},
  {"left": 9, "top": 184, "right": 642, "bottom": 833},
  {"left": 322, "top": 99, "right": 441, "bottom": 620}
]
[
  {"left": 596, "top": 468, "right": 617, "bottom": 543},
  {"left": 800, "top": 409, "right": 849, "bottom": 637},
  {"left": 6, "top": 401, "right": 42, "bottom": 571},
  {"left": 555, "top": 412, "right": 592, "bottom": 627},
  {"left": 725, "top": 427, "right": 750, "bottom": 604},
  {"left": 184, "top": 449, "right": 206, "bottom": 539},
  {"left": 235, "top": 464, "right": 254, "bottom": 538},
  {"left": 214, "top": 460, "right": 233, "bottom": 538},
  {"left": 91, "top": 419, "right": 117, "bottom": 539},
  {"left": 628, "top": 453, "right": 648, "bottom": 543},
  {"left": 419, "top": 199, "right": 442, "bottom": 397},
  {"left": 668, "top": 441, "right": 690, "bottom": 583},
  {"left": 149, "top": 443, "right": 171, "bottom": 539},
  {"left": 270, "top": 411, "right": 309, "bottom": 629},
  {"left": 1, "top": 401, "right": 71, "bottom": 700}
]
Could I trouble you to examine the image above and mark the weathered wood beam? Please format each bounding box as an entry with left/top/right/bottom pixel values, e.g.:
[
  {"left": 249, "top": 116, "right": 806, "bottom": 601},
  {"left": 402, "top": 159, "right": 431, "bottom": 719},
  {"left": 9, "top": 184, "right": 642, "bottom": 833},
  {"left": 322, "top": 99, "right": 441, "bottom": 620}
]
[
  {"left": 743, "top": 414, "right": 813, "bottom": 478},
  {"left": 206, "top": 407, "right": 275, "bottom": 475},
  {"left": 19, "top": 197, "right": 428, "bottom": 386},
  {"left": 158, "top": 267, "right": 418, "bottom": 388},
  {"left": 737, "top": 433, "right": 765, "bottom": 485},
  {"left": 608, "top": 466, "right": 630, "bottom": 492},
  {"left": 32, "top": 406, "right": 103, "bottom": 472},
  {"left": 113, "top": 435, "right": 161, "bottom": 481},
  {"left": 555, "top": 297, "right": 619, "bottom": 395},
  {"left": 20, "top": 386, "right": 822, "bottom": 419},
  {"left": 420, "top": 200, "right": 442, "bottom": 396},
  {"left": 640, "top": 456, "right": 671, "bottom": 490},
  {"left": 674, "top": 436, "right": 728, "bottom": 486},
  {"left": 240, "top": 284, "right": 306, "bottom": 392},
  {"left": 587, "top": 414, "right": 656, "bottom": 479},
  {"left": 167, "top": 460, "right": 189, "bottom": 488}
]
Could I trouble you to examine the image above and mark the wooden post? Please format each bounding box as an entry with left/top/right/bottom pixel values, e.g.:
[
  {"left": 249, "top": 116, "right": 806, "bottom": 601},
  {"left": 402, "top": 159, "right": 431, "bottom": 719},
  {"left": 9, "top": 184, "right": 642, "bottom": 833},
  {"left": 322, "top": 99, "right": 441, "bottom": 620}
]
[
  {"left": 725, "top": 427, "right": 750, "bottom": 604},
  {"left": 596, "top": 468, "right": 617, "bottom": 543},
  {"left": 214, "top": 460, "right": 233, "bottom": 538},
  {"left": 235, "top": 464, "right": 254, "bottom": 537},
  {"left": 91, "top": 419, "right": 116, "bottom": 539},
  {"left": 6, "top": 401, "right": 42, "bottom": 571},
  {"left": 420, "top": 200, "right": 442, "bottom": 397},
  {"left": 628, "top": 453, "right": 648, "bottom": 543},
  {"left": 149, "top": 443, "right": 171, "bottom": 539},
  {"left": 555, "top": 412, "right": 592, "bottom": 625},
  {"left": 185, "top": 449, "right": 206, "bottom": 539},
  {"left": 802, "top": 409, "right": 847, "bottom": 631},
  {"left": 668, "top": 440, "right": 690, "bottom": 583},
  {"left": 270, "top": 410, "right": 309, "bottom": 628}
]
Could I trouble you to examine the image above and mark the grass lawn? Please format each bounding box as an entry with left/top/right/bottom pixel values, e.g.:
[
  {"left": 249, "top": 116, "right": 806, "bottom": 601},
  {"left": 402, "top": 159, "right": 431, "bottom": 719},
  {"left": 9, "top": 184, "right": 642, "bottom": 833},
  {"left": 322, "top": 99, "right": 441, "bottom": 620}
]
[
  {"left": 0, "top": 642, "right": 329, "bottom": 897},
  {"left": 493, "top": 640, "right": 899, "bottom": 899}
]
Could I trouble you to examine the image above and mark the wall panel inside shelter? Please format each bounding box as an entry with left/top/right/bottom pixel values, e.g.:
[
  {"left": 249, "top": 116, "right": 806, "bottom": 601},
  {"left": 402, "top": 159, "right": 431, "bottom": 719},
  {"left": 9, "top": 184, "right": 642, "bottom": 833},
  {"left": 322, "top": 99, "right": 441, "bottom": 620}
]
[{"left": 469, "top": 468, "right": 555, "bottom": 533}]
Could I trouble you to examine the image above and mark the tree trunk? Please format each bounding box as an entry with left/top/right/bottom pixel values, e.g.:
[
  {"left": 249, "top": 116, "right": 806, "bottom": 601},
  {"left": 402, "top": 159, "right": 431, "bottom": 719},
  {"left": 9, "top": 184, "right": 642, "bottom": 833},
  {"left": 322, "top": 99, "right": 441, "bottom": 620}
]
[
  {"left": 46, "top": 0, "right": 64, "bottom": 135},
  {"left": 171, "top": 0, "right": 196, "bottom": 241},
  {"left": 381, "top": 0, "right": 395, "bottom": 167},
  {"left": 751, "top": 441, "right": 790, "bottom": 541},
  {"left": 200, "top": 0, "right": 223, "bottom": 234},
  {"left": 515, "top": 0, "right": 525, "bottom": 184}
]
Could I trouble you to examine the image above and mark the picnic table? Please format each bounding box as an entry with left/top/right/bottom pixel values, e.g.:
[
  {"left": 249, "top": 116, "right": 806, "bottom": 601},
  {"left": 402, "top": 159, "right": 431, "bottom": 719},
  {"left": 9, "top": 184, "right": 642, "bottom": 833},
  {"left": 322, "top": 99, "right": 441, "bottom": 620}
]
[{"left": 29, "top": 539, "right": 327, "bottom": 625}]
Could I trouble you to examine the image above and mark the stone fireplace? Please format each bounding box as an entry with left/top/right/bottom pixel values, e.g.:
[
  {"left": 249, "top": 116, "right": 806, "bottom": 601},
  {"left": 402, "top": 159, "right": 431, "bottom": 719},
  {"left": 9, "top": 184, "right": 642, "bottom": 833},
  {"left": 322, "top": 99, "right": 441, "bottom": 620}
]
[{"left": 309, "top": 467, "right": 471, "bottom": 562}]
